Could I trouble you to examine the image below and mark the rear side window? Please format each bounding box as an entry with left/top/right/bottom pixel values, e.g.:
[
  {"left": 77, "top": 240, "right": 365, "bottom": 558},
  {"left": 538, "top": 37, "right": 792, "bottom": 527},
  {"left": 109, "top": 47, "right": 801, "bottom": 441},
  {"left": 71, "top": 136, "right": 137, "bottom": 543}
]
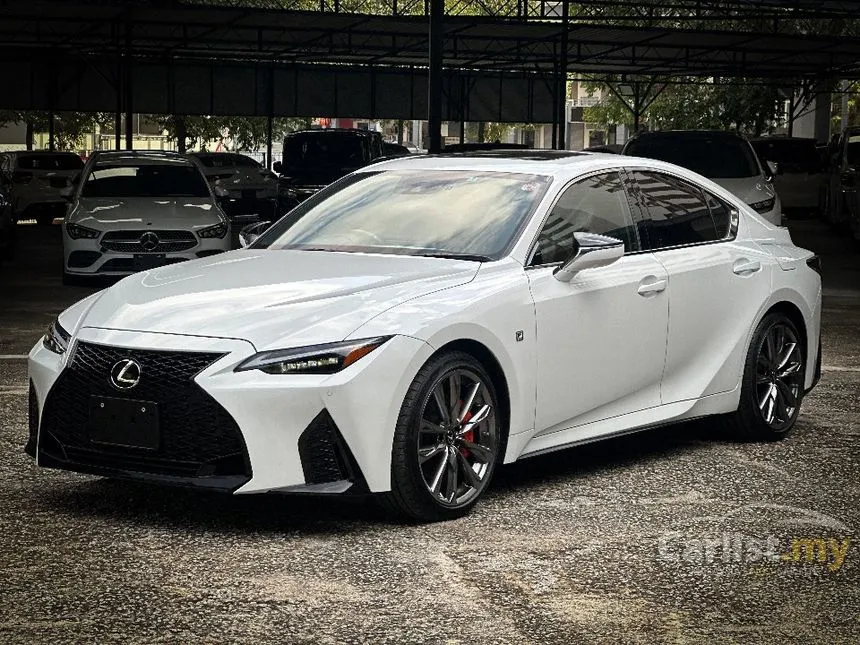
[
  {"left": 703, "top": 192, "right": 735, "bottom": 239},
  {"left": 530, "top": 172, "right": 638, "bottom": 266},
  {"left": 17, "top": 154, "right": 83, "bottom": 171},
  {"left": 631, "top": 171, "right": 720, "bottom": 249}
]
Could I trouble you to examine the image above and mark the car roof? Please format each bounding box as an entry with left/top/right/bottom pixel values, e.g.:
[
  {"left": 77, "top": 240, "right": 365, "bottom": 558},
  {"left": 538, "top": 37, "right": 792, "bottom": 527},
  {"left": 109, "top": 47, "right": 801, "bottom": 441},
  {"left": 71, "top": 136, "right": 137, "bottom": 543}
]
[
  {"left": 285, "top": 128, "right": 379, "bottom": 138},
  {"left": 91, "top": 151, "right": 195, "bottom": 167},
  {"left": 364, "top": 149, "right": 635, "bottom": 178},
  {"left": 6, "top": 150, "right": 81, "bottom": 156},
  {"left": 629, "top": 130, "right": 747, "bottom": 140}
]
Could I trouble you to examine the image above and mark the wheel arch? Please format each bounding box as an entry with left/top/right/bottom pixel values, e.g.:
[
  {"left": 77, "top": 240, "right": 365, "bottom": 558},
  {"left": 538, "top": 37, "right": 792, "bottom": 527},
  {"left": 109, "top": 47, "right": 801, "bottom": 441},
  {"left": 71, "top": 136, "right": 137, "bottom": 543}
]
[
  {"left": 429, "top": 338, "right": 512, "bottom": 460},
  {"left": 763, "top": 300, "right": 808, "bottom": 361}
]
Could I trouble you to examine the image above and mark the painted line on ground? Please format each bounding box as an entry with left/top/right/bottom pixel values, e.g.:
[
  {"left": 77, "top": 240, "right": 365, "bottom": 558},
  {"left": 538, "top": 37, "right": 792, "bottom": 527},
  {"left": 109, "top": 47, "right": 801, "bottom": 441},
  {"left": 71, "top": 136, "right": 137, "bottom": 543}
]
[
  {"left": 822, "top": 365, "right": 860, "bottom": 372},
  {"left": 0, "top": 355, "right": 28, "bottom": 360}
]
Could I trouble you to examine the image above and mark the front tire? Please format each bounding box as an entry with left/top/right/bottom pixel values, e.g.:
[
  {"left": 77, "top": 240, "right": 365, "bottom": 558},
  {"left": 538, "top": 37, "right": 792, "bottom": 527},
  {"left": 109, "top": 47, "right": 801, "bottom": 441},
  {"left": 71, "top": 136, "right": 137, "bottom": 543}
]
[
  {"left": 383, "top": 351, "right": 502, "bottom": 522},
  {"left": 726, "top": 313, "right": 805, "bottom": 441}
]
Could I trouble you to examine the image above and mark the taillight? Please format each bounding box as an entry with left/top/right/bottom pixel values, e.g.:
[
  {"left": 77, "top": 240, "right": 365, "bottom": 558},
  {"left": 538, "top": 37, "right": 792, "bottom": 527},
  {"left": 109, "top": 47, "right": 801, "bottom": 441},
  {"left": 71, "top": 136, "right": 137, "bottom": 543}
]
[
  {"left": 806, "top": 255, "right": 822, "bottom": 275},
  {"left": 12, "top": 171, "right": 33, "bottom": 184}
]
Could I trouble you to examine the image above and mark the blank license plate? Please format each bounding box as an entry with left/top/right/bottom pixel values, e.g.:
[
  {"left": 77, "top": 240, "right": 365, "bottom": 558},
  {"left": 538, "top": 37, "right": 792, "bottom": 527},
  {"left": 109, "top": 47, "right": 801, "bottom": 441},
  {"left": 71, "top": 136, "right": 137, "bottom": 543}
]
[
  {"left": 89, "top": 396, "right": 160, "bottom": 450},
  {"left": 133, "top": 254, "right": 166, "bottom": 270}
]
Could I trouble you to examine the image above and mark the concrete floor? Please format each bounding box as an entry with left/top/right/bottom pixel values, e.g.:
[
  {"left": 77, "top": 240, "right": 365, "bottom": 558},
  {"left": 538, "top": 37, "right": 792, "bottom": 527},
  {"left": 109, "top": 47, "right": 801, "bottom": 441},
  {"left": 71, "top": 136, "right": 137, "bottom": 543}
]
[{"left": 0, "top": 222, "right": 858, "bottom": 644}]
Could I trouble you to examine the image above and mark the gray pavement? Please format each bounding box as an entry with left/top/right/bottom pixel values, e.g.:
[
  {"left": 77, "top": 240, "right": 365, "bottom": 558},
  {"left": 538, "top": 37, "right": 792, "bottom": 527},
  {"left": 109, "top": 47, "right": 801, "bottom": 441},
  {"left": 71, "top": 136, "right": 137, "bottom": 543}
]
[{"left": 0, "top": 221, "right": 858, "bottom": 644}]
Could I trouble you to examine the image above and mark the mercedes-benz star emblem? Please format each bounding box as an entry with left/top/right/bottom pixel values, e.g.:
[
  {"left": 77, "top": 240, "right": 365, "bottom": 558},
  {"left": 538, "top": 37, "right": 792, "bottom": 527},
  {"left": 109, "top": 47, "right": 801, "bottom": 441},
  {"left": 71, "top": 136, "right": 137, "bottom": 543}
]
[
  {"left": 139, "top": 231, "right": 160, "bottom": 252},
  {"left": 110, "top": 359, "right": 142, "bottom": 390}
]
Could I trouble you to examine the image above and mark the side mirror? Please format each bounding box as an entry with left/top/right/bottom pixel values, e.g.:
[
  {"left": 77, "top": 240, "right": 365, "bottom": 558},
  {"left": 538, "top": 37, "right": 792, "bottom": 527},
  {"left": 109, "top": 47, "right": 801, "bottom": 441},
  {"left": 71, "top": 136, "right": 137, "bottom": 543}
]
[
  {"left": 59, "top": 185, "right": 75, "bottom": 201},
  {"left": 272, "top": 161, "right": 283, "bottom": 174},
  {"left": 765, "top": 160, "right": 778, "bottom": 180},
  {"left": 239, "top": 220, "right": 272, "bottom": 248},
  {"left": 554, "top": 232, "right": 625, "bottom": 282}
]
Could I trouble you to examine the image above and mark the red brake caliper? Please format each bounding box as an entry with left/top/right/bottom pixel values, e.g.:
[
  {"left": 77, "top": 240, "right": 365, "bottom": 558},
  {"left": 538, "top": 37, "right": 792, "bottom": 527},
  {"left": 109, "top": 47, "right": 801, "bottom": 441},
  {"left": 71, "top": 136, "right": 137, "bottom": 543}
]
[{"left": 460, "top": 407, "right": 473, "bottom": 457}]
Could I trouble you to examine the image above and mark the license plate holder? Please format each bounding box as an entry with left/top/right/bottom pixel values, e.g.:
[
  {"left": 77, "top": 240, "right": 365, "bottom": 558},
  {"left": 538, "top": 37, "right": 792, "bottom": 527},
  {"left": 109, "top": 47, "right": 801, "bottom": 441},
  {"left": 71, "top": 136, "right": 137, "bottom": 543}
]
[
  {"left": 89, "top": 396, "right": 160, "bottom": 450},
  {"left": 133, "top": 254, "right": 166, "bottom": 270}
]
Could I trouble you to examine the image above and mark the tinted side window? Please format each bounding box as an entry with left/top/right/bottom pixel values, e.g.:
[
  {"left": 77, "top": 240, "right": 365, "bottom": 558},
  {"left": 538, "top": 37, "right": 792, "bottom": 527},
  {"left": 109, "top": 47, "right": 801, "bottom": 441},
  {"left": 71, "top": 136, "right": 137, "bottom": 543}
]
[
  {"left": 531, "top": 172, "right": 638, "bottom": 266},
  {"left": 704, "top": 191, "right": 734, "bottom": 238},
  {"left": 632, "top": 171, "right": 718, "bottom": 249}
]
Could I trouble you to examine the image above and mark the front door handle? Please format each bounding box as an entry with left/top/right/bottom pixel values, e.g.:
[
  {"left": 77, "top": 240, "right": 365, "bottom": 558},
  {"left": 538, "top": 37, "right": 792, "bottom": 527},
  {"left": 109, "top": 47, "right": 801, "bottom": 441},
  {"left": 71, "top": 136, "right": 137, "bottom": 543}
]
[
  {"left": 637, "top": 276, "right": 667, "bottom": 296},
  {"left": 733, "top": 259, "right": 762, "bottom": 275}
]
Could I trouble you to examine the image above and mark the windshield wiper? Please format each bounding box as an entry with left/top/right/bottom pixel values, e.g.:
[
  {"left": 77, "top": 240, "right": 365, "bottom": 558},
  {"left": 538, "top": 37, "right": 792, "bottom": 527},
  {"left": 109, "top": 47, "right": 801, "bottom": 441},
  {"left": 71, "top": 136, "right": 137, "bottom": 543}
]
[{"left": 413, "top": 251, "right": 493, "bottom": 262}]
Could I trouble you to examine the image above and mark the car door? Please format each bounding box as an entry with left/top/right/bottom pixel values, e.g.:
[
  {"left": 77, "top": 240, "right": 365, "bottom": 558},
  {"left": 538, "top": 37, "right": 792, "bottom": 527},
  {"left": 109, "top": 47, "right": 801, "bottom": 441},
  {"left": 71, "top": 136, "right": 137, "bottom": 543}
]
[
  {"left": 526, "top": 171, "right": 670, "bottom": 438},
  {"left": 628, "top": 169, "right": 772, "bottom": 403}
]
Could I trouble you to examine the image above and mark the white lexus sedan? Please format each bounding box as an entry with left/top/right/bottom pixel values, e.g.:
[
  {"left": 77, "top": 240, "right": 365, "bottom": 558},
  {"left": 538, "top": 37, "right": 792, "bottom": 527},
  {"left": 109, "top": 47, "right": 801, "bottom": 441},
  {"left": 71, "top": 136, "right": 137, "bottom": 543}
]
[
  {"left": 61, "top": 151, "right": 231, "bottom": 284},
  {"left": 29, "top": 151, "right": 822, "bottom": 522}
]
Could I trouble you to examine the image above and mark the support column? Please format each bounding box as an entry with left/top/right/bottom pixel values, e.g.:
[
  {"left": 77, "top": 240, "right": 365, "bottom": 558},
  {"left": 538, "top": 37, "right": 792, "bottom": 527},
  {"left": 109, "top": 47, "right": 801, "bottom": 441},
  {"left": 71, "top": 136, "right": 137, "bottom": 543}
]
[
  {"left": 813, "top": 88, "right": 832, "bottom": 144},
  {"left": 557, "top": 0, "right": 569, "bottom": 150},
  {"left": 427, "top": 0, "right": 444, "bottom": 153},
  {"left": 266, "top": 115, "right": 274, "bottom": 170},
  {"left": 175, "top": 116, "right": 187, "bottom": 154},
  {"left": 48, "top": 112, "right": 55, "bottom": 151}
]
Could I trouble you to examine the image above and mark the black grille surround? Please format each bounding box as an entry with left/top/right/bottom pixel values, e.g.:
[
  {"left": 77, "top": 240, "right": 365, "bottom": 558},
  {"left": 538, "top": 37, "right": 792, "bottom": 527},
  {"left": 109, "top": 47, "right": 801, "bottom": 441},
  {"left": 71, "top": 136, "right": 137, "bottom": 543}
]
[
  {"left": 100, "top": 230, "right": 198, "bottom": 254},
  {"left": 37, "top": 341, "right": 251, "bottom": 491}
]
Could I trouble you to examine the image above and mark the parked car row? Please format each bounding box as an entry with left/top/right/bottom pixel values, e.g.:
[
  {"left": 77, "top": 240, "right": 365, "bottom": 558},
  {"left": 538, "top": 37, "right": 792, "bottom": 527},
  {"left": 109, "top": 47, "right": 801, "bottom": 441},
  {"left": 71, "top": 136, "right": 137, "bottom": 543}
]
[{"left": 818, "top": 126, "right": 860, "bottom": 240}]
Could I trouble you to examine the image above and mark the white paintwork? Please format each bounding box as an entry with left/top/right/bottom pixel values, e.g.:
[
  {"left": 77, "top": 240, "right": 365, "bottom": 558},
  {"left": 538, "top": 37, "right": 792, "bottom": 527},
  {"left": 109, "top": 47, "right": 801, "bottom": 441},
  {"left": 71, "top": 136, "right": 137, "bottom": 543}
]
[
  {"left": 190, "top": 153, "right": 278, "bottom": 200},
  {"left": 62, "top": 153, "right": 231, "bottom": 277},
  {"left": 31, "top": 153, "right": 822, "bottom": 496}
]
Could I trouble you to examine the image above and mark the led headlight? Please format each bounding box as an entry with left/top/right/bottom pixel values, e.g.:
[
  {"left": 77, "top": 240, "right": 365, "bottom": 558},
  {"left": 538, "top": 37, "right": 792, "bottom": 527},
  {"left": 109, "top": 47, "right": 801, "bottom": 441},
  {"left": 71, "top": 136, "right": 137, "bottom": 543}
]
[
  {"left": 42, "top": 318, "right": 71, "bottom": 355},
  {"left": 198, "top": 222, "right": 228, "bottom": 239},
  {"left": 235, "top": 337, "right": 391, "bottom": 375},
  {"left": 748, "top": 197, "right": 775, "bottom": 214},
  {"left": 66, "top": 223, "right": 100, "bottom": 240}
]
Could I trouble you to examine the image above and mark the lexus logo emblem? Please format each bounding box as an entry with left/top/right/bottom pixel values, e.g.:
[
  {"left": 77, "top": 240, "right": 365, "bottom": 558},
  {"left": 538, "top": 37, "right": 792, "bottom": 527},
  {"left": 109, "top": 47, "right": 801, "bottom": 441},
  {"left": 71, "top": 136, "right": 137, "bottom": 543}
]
[
  {"left": 110, "top": 359, "right": 142, "bottom": 390},
  {"left": 139, "top": 231, "right": 160, "bottom": 252}
]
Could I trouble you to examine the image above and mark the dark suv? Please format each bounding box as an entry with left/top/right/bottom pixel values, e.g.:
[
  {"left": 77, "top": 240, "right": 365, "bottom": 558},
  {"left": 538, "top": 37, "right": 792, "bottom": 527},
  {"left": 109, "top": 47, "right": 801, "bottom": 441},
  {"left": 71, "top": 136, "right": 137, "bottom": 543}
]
[
  {"left": 274, "top": 129, "right": 385, "bottom": 212},
  {"left": 822, "top": 126, "right": 860, "bottom": 236}
]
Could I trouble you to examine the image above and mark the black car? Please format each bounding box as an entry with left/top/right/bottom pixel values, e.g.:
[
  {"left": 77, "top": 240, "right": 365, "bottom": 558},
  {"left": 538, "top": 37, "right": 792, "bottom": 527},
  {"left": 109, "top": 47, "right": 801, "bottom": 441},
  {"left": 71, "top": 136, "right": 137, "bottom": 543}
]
[{"left": 274, "top": 129, "right": 385, "bottom": 212}]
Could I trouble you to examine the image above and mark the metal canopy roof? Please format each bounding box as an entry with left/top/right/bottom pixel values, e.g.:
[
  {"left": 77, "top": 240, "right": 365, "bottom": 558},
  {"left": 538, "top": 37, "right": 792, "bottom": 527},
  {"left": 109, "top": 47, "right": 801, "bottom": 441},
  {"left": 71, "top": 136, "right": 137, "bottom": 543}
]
[
  {"left": 3, "top": 0, "right": 860, "bottom": 77},
  {"left": 2, "top": 0, "right": 860, "bottom": 122}
]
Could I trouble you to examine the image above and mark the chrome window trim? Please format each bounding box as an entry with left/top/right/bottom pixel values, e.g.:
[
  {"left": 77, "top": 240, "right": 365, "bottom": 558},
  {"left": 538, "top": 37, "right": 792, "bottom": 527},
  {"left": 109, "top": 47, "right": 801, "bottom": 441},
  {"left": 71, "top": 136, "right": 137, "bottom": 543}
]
[{"left": 524, "top": 169, "right": 642, "bottom": 268}]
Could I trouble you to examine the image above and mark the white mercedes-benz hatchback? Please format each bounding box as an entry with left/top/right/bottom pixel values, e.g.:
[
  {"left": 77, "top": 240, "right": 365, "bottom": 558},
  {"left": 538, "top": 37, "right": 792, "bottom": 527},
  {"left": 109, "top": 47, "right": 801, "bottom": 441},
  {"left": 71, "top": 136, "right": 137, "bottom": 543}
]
[
  {"left": 29, "top": 151, "right": 822, "bottom": 522},
  {"left": 61, "top": 151, "right": 231, "bottom": 283}
]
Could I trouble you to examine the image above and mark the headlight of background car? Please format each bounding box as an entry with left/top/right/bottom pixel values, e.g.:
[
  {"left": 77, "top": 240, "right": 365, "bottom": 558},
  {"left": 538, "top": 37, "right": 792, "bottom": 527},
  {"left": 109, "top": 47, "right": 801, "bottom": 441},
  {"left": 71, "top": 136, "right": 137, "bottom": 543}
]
[
  {"left": 198, "top": 222, "right": 228, "bottom": 239},
  {"left": 749, "top": 197, "right": 776, "bottom": 214},
  {"left": 66, "top": 223, "right": 100, "bottom": 240},
  {"left": 235, "top": 337, "right": 391, "bottom": 375},
  {"left": 42, "top": 318, "right": 71, "bottom": 355}
]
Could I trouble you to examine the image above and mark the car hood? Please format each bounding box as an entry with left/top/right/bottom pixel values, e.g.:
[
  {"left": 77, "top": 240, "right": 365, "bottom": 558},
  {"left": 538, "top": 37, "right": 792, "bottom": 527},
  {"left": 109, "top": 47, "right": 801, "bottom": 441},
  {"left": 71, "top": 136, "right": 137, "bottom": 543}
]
[
  {"left": 70, "top": 197, "right": 223, "bottom": 230},
  {"left": 79, "top": 250, "right": 479, "bottom": 350},
  {"left": 711, "top": 177, "right": 775, "bottom": 206}
]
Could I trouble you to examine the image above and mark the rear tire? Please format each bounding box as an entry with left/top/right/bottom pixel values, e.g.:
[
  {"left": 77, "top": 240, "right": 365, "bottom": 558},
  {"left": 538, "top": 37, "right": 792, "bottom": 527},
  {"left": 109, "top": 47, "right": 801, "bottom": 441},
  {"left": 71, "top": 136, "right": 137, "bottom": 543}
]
[
  {"left": 724, "top": 313, "right": 805, "bottom": 441},
  {"left": 381, "top": 351, "right": 502, "bottom": 522}
]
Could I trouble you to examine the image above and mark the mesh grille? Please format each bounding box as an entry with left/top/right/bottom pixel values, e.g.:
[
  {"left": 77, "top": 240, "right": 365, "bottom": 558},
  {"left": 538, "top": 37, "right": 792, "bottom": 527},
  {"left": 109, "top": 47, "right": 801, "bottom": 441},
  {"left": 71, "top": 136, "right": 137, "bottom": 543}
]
[
  {"left": 101, "top": 230, "right": 197, "bottom": 253},
  {"left": 39, "top": 342, "right": 250, "bottom": 478}
]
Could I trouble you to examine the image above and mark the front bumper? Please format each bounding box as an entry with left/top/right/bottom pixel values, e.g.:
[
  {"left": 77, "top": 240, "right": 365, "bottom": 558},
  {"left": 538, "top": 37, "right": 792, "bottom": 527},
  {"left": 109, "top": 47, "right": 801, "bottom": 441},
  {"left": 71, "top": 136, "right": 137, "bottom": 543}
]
[
  {"left": 28, "top": 328, "right": 432, "bottom": 494},
  {"left": 63, "top": 230, "right": 231, "bottom": 277}
]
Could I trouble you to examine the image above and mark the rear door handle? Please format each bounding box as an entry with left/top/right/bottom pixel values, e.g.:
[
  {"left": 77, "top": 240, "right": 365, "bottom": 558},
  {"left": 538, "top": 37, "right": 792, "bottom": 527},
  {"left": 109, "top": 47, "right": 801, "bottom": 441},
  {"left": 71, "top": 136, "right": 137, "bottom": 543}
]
[
  {"left": 733, "top": 259, "right": 762, "bottom": 275},
  {"left": 637, "top": 277, "right": 667, "bottom": 296}
]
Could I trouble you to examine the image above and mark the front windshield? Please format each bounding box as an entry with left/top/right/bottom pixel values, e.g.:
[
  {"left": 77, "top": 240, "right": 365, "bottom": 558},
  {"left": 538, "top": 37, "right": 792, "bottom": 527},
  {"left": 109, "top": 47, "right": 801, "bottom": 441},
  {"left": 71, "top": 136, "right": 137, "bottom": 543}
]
[
  {"left": 256, "top": 170, "right": 552, "bottom": 260},
  {"left": 81, "top": 163, "right": 211, "bottom": 198},
  {"left": 626, "top": 136, "right": 760, "bottom": 178}
]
